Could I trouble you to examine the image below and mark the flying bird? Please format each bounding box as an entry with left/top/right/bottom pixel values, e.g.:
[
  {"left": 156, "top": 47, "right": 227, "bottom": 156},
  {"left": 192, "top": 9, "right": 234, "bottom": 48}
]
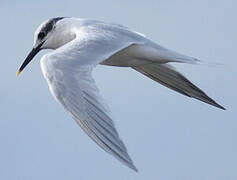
[{"left": 17, "top": 17, "right": 225, "bottom": 172}]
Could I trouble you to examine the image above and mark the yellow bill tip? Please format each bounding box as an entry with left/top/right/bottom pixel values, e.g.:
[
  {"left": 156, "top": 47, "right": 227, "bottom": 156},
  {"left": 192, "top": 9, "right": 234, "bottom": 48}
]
[{"left": 17, "top": 70, "right": 21, "bottom": 77}]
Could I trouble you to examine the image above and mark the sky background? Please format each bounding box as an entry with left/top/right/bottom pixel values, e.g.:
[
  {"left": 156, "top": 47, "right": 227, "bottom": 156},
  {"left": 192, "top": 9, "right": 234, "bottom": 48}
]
[{"left": 1, "top": 0, "right": 236, "bottom": 180}]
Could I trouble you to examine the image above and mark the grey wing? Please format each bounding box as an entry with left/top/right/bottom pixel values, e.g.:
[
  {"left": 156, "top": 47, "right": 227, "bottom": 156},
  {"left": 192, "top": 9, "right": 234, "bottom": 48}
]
[
  {"left": 40, "top": 30, "right": 140, "bottom": 171},
  {"left": 82, "top": 20, "right": 200, "bottom": 66},
  {"left": 133, "top": 63, "right": 225, "bottom": 110},
  {"left": 90, "top": 22, "right": 225, "bottom": 109},
  {"left": 53, "top": 69, "right": 137, "bottom": 171}
]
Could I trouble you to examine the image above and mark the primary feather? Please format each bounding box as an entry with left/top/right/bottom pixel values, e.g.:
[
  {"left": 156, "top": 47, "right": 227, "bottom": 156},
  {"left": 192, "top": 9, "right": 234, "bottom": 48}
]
[{"left": 37, "top": 17, "right": 225, "bottom": 172}]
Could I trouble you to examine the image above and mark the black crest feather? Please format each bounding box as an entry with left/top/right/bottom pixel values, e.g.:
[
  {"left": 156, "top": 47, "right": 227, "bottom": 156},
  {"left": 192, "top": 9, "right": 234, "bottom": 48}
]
[{"left": 38, "top": 17, "right": 65, "bottom": 39}]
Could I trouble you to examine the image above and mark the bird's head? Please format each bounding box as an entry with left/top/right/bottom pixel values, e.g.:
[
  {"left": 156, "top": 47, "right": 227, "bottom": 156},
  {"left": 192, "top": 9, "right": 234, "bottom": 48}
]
[{"left": 17, "top": 17, "right": 76, "bottom": 76}]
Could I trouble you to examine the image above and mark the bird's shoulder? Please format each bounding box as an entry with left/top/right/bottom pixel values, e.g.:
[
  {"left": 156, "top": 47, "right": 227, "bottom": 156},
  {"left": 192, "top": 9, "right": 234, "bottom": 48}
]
[
  {"left": 40, "top": 18, "right": 150, "bottom": 77},
  {"left": 70, "top": 18, "right": 147, "bottom": 41}
]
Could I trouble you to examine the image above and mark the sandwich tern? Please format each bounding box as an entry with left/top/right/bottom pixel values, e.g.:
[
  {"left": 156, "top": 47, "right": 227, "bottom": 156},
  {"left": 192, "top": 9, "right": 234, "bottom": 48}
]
[{"left": 17, "top": 17, "right": 225, "bottom": 171}]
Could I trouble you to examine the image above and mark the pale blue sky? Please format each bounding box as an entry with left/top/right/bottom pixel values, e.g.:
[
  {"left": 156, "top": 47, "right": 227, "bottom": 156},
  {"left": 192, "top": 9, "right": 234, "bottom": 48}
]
[{"left": 1, "top": 0, "right": 236, "bottom": 179}]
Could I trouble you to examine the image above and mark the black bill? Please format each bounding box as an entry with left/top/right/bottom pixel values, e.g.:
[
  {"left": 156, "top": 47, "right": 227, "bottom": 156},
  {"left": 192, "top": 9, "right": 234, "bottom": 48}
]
[{"left": 17, "top": 42, "right": 43, "bottom": 76}]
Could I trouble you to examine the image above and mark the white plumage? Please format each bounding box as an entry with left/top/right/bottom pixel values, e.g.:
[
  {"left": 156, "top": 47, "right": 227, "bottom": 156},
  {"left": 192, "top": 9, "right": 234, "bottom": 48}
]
[{"left": 18, "top": 17, "right": 225, "bottom": 172}]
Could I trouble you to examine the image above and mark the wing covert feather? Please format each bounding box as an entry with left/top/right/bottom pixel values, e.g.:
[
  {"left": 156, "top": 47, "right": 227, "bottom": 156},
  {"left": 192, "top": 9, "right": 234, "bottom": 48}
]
[{"left": 40, "top": 27, "right": 139, "bottom": 171}]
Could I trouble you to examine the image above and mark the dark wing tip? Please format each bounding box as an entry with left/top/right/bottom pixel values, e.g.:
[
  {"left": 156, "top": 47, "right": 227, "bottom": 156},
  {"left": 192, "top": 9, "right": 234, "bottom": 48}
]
[{"left": 212, "top": 102, "right": 226, "bottom": 110}]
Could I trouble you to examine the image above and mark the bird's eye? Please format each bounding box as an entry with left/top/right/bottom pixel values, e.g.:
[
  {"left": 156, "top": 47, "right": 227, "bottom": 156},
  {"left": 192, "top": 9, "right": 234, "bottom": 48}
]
[{"left": 38, "top": 32, "right": 46, "bottom": 39}]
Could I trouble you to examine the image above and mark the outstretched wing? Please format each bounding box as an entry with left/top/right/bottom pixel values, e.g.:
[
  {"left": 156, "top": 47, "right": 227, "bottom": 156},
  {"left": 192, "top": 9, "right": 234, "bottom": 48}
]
[
  {"left": 40, "top": 26, "right": 142, "bottom": 171},
  {"left": 133, "top": 63, "right": 225, "bottom": 110}
]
